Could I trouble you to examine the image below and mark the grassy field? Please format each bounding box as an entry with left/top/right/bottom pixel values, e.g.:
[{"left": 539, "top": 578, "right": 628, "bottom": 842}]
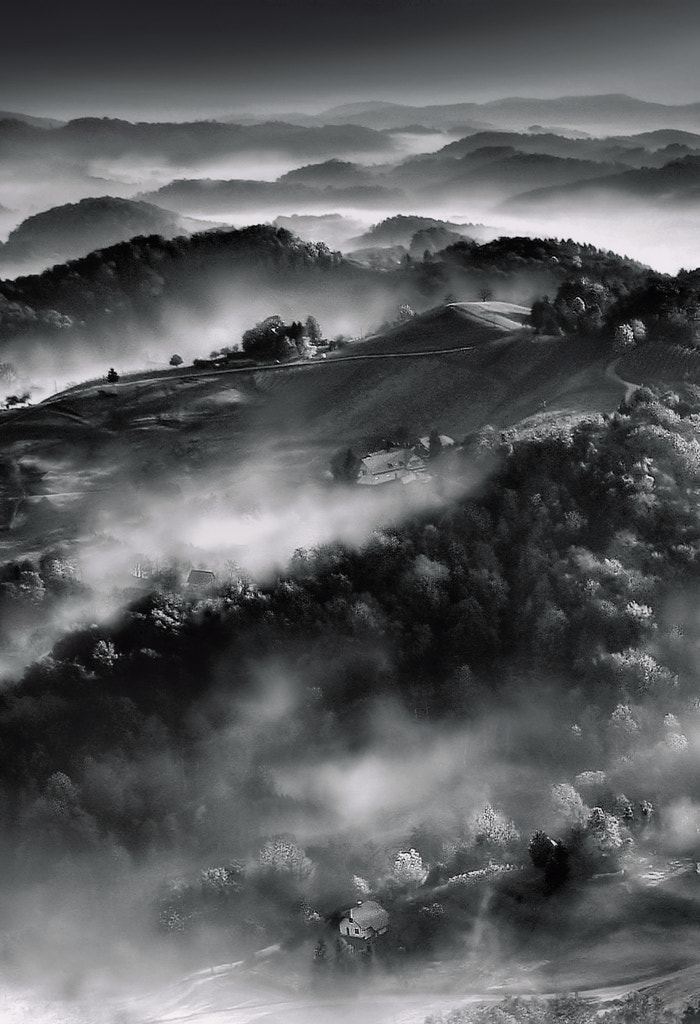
[{"left": 0, "top": 304, "right": 627, "bottom": 572}]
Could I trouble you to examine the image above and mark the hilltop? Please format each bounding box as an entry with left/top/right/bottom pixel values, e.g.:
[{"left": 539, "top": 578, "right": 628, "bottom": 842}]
[
  {"left": 0, "top": 298, "right": 642, "bottom": 564},
  {"left": 506, "top": 154, "right": 700, "bottom": 209},
  {"left": 0, "top": 196, "right": 212, "bottom": 275},
  {"left": 0, "top": 227, "right": 654, "bottom": 382}
]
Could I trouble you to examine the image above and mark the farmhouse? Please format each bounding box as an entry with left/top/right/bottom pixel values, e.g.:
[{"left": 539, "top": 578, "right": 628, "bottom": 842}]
[
  {"left": 339, "top": 900, "right": 389, "bottom": 939},
  {"left": 356, "top": 448, "right": 427, "bottom": 486}
]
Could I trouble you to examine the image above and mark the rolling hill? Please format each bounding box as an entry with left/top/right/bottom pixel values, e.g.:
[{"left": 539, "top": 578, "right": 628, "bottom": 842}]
[
  {"left": 0, "top": 117, "right": 398, "bottom": 167},
  {"left": 432, "top": 129, "right": 700, "bottom": 168},
  {"left": 0, "top": 111, "right": 63, "bottom": 129},
  {"left": 347, "top": 215, "right": 488, "bottom": 249},
  {"left": 0, "top": 196, "right": 212, "bottom": 274},
  {"left": 389, "top": 147, "right": 628, "bottom": 203},
  {"left": 0, "top": 300, "right": 635, "bottom": 560},
  {"left": 140, "top": 177, "right": 403, "bottom": 216},
  {"left": 277, "top": 160, "right": 380, "bottom": 188},
  {"left": 505, "top": 154, "right": 700, "bottom": 210}
]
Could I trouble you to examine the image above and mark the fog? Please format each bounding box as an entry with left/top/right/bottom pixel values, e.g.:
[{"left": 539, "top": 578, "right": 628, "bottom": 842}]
[
  {"left": 2, "top": 581, "right": 697, "bottom": 1024},
  {"left": 3, "top": 82, "right": 700, "bottom": 1024},
  {"left": 4, "top": 113, "right": 700, "bottom": 290}
]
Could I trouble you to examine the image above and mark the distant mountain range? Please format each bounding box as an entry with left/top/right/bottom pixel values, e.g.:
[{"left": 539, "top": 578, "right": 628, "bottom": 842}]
[
  {"left": 10, "top": 94, "right": 700, "bottom": 140},
  {"left": 434, "top": 129, "right": 700, "bottom": 167},
  {"left": 140, "top": 178, "right": 403, "bottom": 215},
  {"left": 310, "top": 95, "right": 700, "bottom": 133},
  {"left": 0, "top": 117, "right": 397, "bottom": 167},
  {"left": 3, "top": 95, "right": 700, "bottom": 276}
]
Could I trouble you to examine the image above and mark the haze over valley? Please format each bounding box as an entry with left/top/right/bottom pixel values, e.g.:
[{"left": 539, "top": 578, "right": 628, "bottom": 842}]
[{"left": 4, "top": 2, "right": 700, "bottom": 1023}]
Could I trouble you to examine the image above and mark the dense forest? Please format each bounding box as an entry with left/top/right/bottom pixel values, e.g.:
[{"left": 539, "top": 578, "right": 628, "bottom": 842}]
[
  {"left": 0, "top": 382, "right": 698, "bottom": 982},
  {"left": 3, "top": 224, "right": 700, "bottom": 384},
  {"left": 0, "top": 227, "right": 669, "bottom": 347},
  {"left": 0, "top": 225, "right": 346, "bottom": 337},
  {"left": 427, "top": 992, "right": 700, "bottom": 1024}
]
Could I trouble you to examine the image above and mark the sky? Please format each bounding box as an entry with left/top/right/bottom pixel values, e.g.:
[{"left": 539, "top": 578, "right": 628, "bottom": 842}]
[{"left": 2, "top": 0, "right": 700, "bottom": 120}]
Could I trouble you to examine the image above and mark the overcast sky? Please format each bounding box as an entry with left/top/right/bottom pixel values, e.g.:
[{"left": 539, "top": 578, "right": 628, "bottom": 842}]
[{"left": 4, "top": 0, "right": 700, "bottom": 119}]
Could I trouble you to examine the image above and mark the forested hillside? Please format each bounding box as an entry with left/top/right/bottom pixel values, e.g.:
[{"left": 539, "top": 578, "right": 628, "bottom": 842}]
[
  {"left": 0, "top": 225, "right": 347, "bottom": 335},
  {"left": 0, "top": 383, "right": 698, "bottom": 978},
  {"left": 0, "top": 228, "right": 653, "bottom": 342}
]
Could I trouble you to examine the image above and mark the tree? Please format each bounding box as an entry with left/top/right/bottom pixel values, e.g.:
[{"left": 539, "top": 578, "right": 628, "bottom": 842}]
[
  {"left": 529, "top": 297, "right": 560, "bottom": 335},
  {"left": 479, "top": 287, "right": 493, "bottom": 302},
  {"left": 629, "top": 318, "right": 647, "bottom": 343},
  {"left": 581, "top": 807, "right": 626, "bottom": 872},
  {"left": 428, "top": 428, "right": 443, "bottom": 461},
  {"left": 392, "top": 848, "right": 428, "bottom": 885},
  {"left": 92, "top": 639, "right": 118, "bottom": 668},
  {"left": 39, "top": 551, "right": 80, "bottom": 595},
  {"left": 106, "top": 368, "right": 120, "bottom": 383},
  {"left": 551, "top": 783, "right": 587, "bottom": 826},
  {"left": 7, "top": 568, "right": 45, "bottom": 604},
  {"left": 330, "top": 448, "right": 362, "bottom": 483},
  {"left": 474, "top": 805, "right": 520, "bottom": 850},
  {"left": 5, "top": 392, "right": 30, "bottom": 408},
  {"left": 258, "top": 838, "right": 315, "bottom": 884},
  {"left": 528, "top": 830, "right": 557, "bottom": 869},
  {"left": 241, "top": 315, "right": 294, "bottom": 360},
  {"left": 312, "top": 938, "right": 330, "bottom": 985},
  {"left": 305, "top": 315, "right": 322, "bottom": 345},
  {"left": 200, "top": 864, "right": 243, "bottom": 899},
  {"left": 169, "top": 354, "right": 183, "bottom": 367},
  {"left": 613, "top": 323, "right": 635, "bottom": 355}
]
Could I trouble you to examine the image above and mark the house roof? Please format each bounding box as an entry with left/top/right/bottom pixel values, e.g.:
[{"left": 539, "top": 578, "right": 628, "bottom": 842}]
[
  {"left": 342, "top": 900, "right": 389, "bottom": 930},
  {"left": 187, "top": 569, "right": 216, "bottom": 586},
  {"left": 360, "top": 449, "right": 425, "bottom": 477}
]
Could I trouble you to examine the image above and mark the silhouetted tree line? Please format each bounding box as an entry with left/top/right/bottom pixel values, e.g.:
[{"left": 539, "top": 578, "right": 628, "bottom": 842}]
[
  {"left": 0, "top": 226, "right": 346, "bottom": 337},
  {"left": 0, "top": 229, "right": 662, "bottom": 347}
]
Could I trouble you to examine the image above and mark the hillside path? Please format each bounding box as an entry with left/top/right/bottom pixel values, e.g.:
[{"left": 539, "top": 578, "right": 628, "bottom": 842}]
[{"left": 605, "top": 357, "right": 637, "bottom": 401}]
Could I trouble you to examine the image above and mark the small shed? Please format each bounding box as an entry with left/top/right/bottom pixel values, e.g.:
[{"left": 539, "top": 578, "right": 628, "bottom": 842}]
[
  {"left": 339, "top": 900, "right": 389, "bottom": 939},
  {"left": 186, "top": 569, "right": 216, "bottom": 591}
]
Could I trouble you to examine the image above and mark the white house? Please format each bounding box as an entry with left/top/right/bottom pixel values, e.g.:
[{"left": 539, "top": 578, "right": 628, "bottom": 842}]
[
  {"left": 356, "top": 449, "right": 427, "bottom": 486},
  {"left": 339, "top": 900, "right": 389, "bottom": 939}
]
